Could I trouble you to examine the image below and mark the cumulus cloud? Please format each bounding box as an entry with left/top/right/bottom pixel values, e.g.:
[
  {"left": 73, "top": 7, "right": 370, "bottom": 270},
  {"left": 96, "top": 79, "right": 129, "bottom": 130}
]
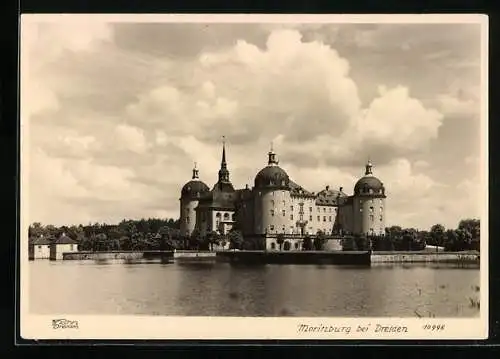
[{"left": 22, "top": 19, "right": 483, "bottom": 229}]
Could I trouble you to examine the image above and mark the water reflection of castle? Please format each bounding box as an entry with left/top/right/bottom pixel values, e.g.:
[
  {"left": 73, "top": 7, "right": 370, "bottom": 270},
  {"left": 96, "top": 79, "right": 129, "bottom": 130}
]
[{"left": 180, "top": 139, "right": 387, "bottom": 250}]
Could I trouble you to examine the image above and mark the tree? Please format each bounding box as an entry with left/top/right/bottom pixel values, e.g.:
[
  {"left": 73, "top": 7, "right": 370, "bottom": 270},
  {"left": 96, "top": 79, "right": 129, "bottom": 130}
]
[
  {"left": 430, "top": 224, "right": 446, "bottom": 250},
  {"left": 206, "top": 231, "right": 221, "bottom": 251},
  {"left": 444, "top": 229, "right": 458, "bottom": 251},
  {"left": 314, "top": 231, "right": 326, "bottom": 251},
  {"left": 228, "top": 230, "right": 244, "bottom": 250},
  {"left": 189, "top": 229, "right": 204, "bottom": 250},
  {"left": 276, "top": 234, "right": 285, "bottom": 251},
  {"left": 302, "top": 235, "right": 313, "bottom": 251}
]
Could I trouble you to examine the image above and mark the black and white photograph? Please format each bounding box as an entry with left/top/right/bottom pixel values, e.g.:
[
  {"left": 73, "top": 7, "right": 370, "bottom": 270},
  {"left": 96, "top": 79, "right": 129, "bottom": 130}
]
[{"left": 20, "top": 14, "right": 488, "bottom": 340}]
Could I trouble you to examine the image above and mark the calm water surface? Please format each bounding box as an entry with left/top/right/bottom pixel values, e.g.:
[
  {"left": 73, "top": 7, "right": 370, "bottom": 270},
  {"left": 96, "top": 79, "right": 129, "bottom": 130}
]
[{"left": 29, "top": 260, "right": 480, "bottom": 317}]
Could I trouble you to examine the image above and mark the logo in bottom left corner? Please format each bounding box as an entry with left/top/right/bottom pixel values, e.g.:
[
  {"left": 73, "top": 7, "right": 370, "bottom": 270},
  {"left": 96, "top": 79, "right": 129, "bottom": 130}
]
[{"left": 52, "top": 319, "right": 79, "bottom": 330}]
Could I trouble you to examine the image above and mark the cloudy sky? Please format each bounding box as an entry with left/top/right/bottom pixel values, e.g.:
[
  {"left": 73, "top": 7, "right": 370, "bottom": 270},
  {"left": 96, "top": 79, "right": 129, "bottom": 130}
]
[{"left": 21, "top": 15, "right": 486, "bottom": 230}]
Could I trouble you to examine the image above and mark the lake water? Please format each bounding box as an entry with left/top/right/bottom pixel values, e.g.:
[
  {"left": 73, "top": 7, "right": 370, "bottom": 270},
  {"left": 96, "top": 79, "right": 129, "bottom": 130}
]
[{"left": 28, "top": 260, "right": 481, "bottom": 317}]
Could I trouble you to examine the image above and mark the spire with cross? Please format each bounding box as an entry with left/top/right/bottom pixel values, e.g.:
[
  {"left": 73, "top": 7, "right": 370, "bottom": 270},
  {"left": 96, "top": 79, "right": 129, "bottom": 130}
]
[{"left": 218, "top": 135, "right": 230, "bottom": 182}]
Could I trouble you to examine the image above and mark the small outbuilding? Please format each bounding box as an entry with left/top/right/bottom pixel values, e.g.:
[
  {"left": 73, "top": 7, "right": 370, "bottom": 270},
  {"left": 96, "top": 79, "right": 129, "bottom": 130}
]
[
  {"left": 29, "top": 236, "right": 52, "bottom": 260},
  {"left": 49, "top": 233, "right": 79, "bottom": 260}
]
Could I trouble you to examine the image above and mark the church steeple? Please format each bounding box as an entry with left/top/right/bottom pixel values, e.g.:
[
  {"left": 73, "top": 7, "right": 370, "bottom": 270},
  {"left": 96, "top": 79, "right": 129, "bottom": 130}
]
[
  {"left": 192, "top": 162, "right": 199, "bottom": 179},
  {"left": 268, "top": 141, "right": 279, "bottom": 166},
  {"left": 365, "top": 158, "right": 373, "bottom": 176},
  {"left": 218, "top": 136, "right": 230, "bottom": 183}
]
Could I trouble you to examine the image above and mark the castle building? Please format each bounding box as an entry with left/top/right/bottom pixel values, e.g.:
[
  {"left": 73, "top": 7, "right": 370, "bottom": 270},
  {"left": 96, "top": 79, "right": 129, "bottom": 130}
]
[{"left": 179, "top": 139, "right": 387, "bottom": 249}]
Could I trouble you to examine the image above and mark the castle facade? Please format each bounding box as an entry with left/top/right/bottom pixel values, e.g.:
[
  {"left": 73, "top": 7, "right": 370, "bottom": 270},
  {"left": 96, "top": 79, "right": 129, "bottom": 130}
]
[{"left": 179, "top": 140, "right": 387, "bottom": 250}]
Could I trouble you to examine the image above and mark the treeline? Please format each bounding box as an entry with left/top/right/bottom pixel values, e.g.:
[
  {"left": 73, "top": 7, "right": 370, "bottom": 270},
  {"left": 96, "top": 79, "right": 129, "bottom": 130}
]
[
  {"left": 28, "top": 218, "right": 480, "bottom": 252},
  {"left": 28, "top": 218, "right": 248, "bottom": 252},
  {"left": 338, "top": 219, "right": 480, "bottom": 252}
]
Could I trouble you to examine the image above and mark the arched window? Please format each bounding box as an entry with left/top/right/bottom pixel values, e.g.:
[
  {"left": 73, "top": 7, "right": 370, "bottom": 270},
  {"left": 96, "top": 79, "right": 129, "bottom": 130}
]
[
  {"left": 216, "top": 212, "right": 221, "bottom": 218},
  {"left": 223, "top": 213, "right": 229, "bottom": 220}
]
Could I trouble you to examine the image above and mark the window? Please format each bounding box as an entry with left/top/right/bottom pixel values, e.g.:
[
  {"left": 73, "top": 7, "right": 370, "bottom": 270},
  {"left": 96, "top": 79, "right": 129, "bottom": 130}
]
[
  {"left": 270, "top": 209, "right": 275, "bottom": 216},
  {"left": 380, "top": 206, "right": 383, "bottom": 212},
  {"left": 329, "top": 208, "right": 332, "bottom": 212},
  {"left": 270, "top": 225, "right": 275, "bottom": 231},
  {"left": 290, "top": 214, "right": 293, "bottom": 220},
  {"left": 224, "top": 213, "right": 229, "bottom": 220},
  {"left": 290, "top": 206, "right": 293, "bottom": 211},
  {"left": 299, "top": 214, "right": 303, "bottom": 221},
  {"left": 323, "top": 216, "right": 326, "bottom": 222},
  {"left": 295, "top": 242, "right": 299, "bottom": 249},
  {"left": 380, "top": 215, "right": 383, "bottom": 221},
  {"left": 282, "top": 210, "right": 286, "bottom": 216},
  {"left": 271, "top": 243, "right": 276, "bottom": 250},
  {"left": 38, "top": 245, "right": 41, "bottom": 249},
  {"left": 323, "top": 208, "right": 326, "bottom": 213},
  {"left": 317, "top": 216, "right": 320, "bottom": 221},
  {"left": 317, "top": 207, "right": 320, "bottom": 212},
  {"left": 369, "top": 215, "right": 374, "bottom": 221},
  {"left": 370, "top": 206, "right": 374, "bottom": 213},
  {"left": 282, "top": 200, "right": 286, "bottom": 206},
  {"left": 309, "top": 215, "right": 313, "bottom": 221},
  {"left": 216, "top": 212, "right": 221, "bottom": 218},
  {"left": 186, "top": 217, "right": 190, "bottom": 224},
  {"left": 309, "top": 207, "right": 313, "bottom": 212},
  {"left": 329, "top": 216, "right": 332, "bottom": 222},
  {"left": 271, "top": 200, "right": 275, "bottom": 206}
]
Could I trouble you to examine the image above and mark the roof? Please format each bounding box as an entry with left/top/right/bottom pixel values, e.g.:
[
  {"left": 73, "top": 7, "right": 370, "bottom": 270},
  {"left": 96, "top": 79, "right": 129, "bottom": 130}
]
[
  {"left": 254, "top": 165, "right": 290, "bottom": 189},
  {"left": 197, "top": 182, "right": 236, "bottom": 210},
  {"left": 315, "top": 186, "right": 348, "bottom": 206},
  {"left": 53, "top": 234, "right": 77, "bottom": 245},
  {"left": 289, "top": 180, "right": 315, "bottom": 197},
  {"left": 32, "top": 237, "right": 52, "bottom": 245},
  {"left": 354, "top": 175, "right": 385, "bottom": 195},
  {"left": 181, "top": 179, "right": 210, "bottom": 199}
]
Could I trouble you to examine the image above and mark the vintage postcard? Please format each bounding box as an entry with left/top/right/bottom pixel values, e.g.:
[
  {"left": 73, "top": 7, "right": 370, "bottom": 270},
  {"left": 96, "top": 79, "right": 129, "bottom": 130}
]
[{"left": 19, "top": 13, "right": 488, "bottom": 341}]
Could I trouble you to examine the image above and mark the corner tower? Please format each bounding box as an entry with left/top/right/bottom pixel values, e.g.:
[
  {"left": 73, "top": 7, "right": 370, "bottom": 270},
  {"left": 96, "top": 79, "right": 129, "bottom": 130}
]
[
  {"left": 253, "top": 143, "right": 292, "bottom": 235},
  {"left": 179, "top": 162, "right": 209, "bottom": 236},
  {"left": 352, "top": 159, "right": 387, "bottom": 236}
]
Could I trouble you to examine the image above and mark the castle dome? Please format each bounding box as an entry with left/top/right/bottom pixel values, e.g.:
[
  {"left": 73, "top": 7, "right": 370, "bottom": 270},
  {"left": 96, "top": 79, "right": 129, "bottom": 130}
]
[
  {"left": 354, "top": 160, "right": 385, "bottom": 196},
  {"left": 254, "top": 145, "right": 290, "bottom": 189},
  {"left": 181, "top": 163, "right": 210, "bottom": 199},
  {"left": 254, "top": 166, "right": 290, "bottom": 189},
  {"left": 181, "top": 180, "right": 210, "bottom": 198}
]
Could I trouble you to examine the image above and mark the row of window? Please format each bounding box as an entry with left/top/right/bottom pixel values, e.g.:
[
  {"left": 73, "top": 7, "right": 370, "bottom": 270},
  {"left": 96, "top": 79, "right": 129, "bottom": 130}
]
[
  {"left": 360, "top": 206, "right": 384, "bottom": 213},
  {"left": 270, "top": 242, "right": 300, "bottom": 250},
  {"left": 269, "top": 201, "right": 335, "bottom": 213},
  {"left": 269, "top": 210, "right": 333, "bottom": 222},
  {"left": 368, "top": 215, "right": 384, "bottom": 222}
]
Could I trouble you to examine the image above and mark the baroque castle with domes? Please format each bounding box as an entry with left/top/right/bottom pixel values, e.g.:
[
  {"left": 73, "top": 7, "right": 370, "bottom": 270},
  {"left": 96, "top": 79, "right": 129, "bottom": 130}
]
[{"left": 180, "top": 139, "right": 387, "bottom": 250}]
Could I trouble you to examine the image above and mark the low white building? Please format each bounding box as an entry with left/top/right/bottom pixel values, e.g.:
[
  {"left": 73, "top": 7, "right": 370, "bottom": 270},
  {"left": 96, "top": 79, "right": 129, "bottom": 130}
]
[
  {"left": 49, "top": 234, "right": 79, "bottom": 260},
  {"left": 29, "top": 236, "right": 51, "bottom": 260}
]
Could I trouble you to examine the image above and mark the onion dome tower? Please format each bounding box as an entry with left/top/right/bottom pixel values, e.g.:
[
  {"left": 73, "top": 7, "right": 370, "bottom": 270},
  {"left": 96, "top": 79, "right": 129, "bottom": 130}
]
[
  {"left": 352, "top": 159, "right": 387, "bottom": 236},
  {"left": 254, "top": 143, "right": 290, "bottom": 190},
  {"left": 179, "top": 162, "right": 210, "bottom": 236},
  {"left": 253, "top": 143, "right": 292, "bottom": 235}
]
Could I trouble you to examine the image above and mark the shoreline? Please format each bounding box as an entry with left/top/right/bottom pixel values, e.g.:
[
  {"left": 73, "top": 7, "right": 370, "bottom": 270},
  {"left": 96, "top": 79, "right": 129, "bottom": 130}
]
[{"left": 28, "top": 249, "right": 480, "bottom": 266}]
